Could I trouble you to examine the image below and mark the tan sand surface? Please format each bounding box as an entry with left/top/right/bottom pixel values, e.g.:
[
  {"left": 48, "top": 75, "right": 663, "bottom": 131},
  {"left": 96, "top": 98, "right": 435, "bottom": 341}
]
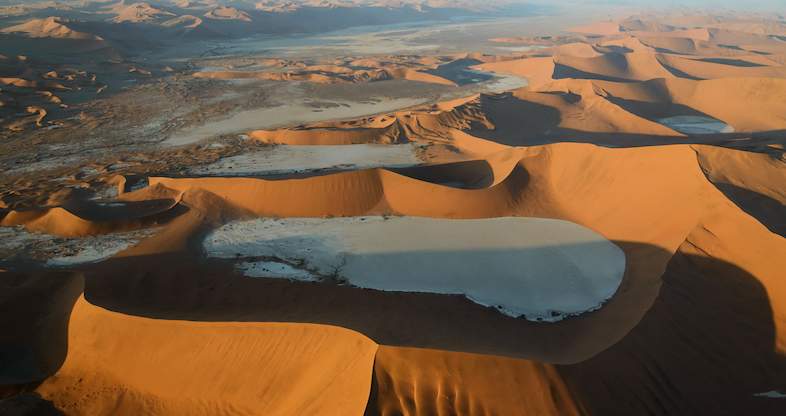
[
  {"left": 36, "top": 293, "right": 377, "bottom": 416},
  {"left": 1, "top": 10, "right": 786, "bottom": 416}
]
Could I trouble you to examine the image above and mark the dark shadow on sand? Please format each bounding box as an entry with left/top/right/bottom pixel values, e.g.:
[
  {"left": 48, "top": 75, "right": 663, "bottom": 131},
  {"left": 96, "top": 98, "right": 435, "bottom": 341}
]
[
  {"left": 712, "top": 183, "right": 786, "bottom": 238},
  {"left": 2, "top": 239, "right": 785, "bottom": 415},
  {"left": 557, "top": 247, "right": 786, "bottom": 416}
]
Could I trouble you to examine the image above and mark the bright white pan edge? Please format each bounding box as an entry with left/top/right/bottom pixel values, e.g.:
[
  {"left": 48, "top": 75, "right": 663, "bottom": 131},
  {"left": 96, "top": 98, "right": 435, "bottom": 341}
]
[{"left": 204, "top": 216, "right": 626, "bottom": 323}]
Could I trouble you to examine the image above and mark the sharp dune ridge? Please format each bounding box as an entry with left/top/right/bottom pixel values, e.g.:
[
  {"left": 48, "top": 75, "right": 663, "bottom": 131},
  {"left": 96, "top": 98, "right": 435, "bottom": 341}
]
[
  {"left": 1, "top": 8, "right": 786, "bottom": 416},
  {"left": 0, "top": 17, "right": 103, "bottom": 41},
  {"left": 5, "top": 141, "right": 785, "bottom": 414}
]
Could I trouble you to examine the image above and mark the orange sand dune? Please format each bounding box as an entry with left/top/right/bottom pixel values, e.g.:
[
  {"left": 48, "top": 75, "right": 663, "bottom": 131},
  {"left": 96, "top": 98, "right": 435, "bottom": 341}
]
[
  {"left": 0, "top": 17, "right": 101, "bottom": 41},
  {"left": 368, "top": 346, "right": 580, "bottom": 416},
  {"left": 194, "top": 67, "right": 454, "bottom": 85},
  {"left": 578, "top": 77, "right": 786, "bottom": 132},
  {"left": 36, "top": 294, "right": 377, "bottom": 416},
  {"left": 596, "top": 36, "right": 652, "bottom": 53},
  {"left": 246, "top": 94, "right": 487, "bottom": 148},
  {"left": 553, "top": 42, "right": 602, "bottom": 58},
  {"left": 630, "top": 27, "right": 712, "bottom": 41},
  {"left": 1, "top": 137, "right": 782, "bottom": 414},
  {"left": 384, "top": 68, "right": 457, "bottom": 86},
  {"left": 474, "top": 56, "right": 555, "bottom": 88},
  {"left": 554, "top": 51, "right": 675, "bottom": 82},
  {"left": 560, "top": 189, "right": 786, "bottom": 415},
  {"left": 657, "top": 53, "right": 786, "bottom": 79},
  {"left": 462, "top": 88, "right": 680, "bottom": 144},
  {"left": 1, "top": 198, "right": 179, "bottom": 237},
  {"left": 0, "top": 77, "right": 37, "bottom": 88},
  {"left": 3, "top": 13, "right": 786, "bottom": 416},
  {"left": 204, "top": 6, "right": 252, "bottom": 22},
  {"left": 110, "top": 2, "right": 175, "bottom": 23},
  {"left": 268, "top": 83, "right": 681, "bottom": 150},
  {"left": 194, "top": 70, "right": 340, "bottom": 83},
  {"left": 161, "top": 14, "right": 203, "bottom": 30},
  {"left": 694, "top": 144, "right": 786, "bottom": 236},
  {"left": 636, "top": 36, "right": 705, "bottom": 55},
  {"left": 569, "top": 21, "right": 620, "bottom": 36},
  {"left": 478, "top": 46, "right": 733, "bottom": 88},
  {"left": 24, "top": 141, "right": 784, "bottom": 414},
  {"left": 371, "top": 202, "right": 786, "bottom": 415},
  {"left": 250, "top": 122, "right": 404, "bottom": 145},
  {"left": 618, "top": 18, "right": 676, "bottom": 33},
  {"left": 137, "top": 143, "right": 721, "bottom": 363}
]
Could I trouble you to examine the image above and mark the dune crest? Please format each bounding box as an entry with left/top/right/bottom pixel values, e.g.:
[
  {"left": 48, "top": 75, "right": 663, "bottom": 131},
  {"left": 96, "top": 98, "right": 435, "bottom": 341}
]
[
  {"left": 1, "top": 9, "right": 786, "bottom": 416},
  {"left": 0, "top": 17, "right": 101, "bottom": 41},
  {"left": 36, "top": 295, "right": 377, "bottom": 416}
]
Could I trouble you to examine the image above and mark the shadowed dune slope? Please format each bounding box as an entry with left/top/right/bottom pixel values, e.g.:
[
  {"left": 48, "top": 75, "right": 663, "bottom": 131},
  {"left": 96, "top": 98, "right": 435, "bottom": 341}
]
[
  {"left": 474, "top": 57, "right": 555, "bottom": 88},
  {"left": 657, "top": 54, "right": 786, "bottom": 79},
  {"left": 540, "top": 77, "right": 786, "bottom": 132},
  {"left": 366, "top": 346, "right": 580, "bottom": 416},
  {"left": 0, "top": 138, "right": 783, "bottom": 416},
  {"left": 0, "top": 272, "right": 82, "bottom": 386},
  {"left": 1, "top": 198, "right": 180, "bottom": 237},
  {"left": 96, "top": 142, "right": 769, "bottom": 364},
  {"left": 2, "top": 12, "right": 786, "bottom": 415},
  {"left": 694, "top": 145, "right": 786, "bottom": 236},
  {"left": 554, "top": 51, "right": 675, "bottom": 82},
  {"left": 464, "top": 88, "right": 680, "bottom": 144},
  {"left": 367, "top": 234, "right": 786, "bottom": 415},
  {"left": 557, "top": 215, "right": 786, "bottom": 416}
]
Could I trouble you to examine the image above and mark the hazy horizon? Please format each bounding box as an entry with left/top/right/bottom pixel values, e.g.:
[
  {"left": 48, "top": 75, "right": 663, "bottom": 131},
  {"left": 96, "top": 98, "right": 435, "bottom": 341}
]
[{"left": 1, "top": 0, "right": 784, "bottom": 13}]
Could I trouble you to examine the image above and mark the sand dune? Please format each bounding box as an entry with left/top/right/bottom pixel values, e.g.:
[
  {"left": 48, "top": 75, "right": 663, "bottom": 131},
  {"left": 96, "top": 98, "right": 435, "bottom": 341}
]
[
  {"left": 369, "top": 346, "right": 580, "bottom": 416},
  {"left": 3, "top": 138, "right": 784, "bottom": 414},
  {"left": 466, "top": 88, "right": 681, "bottom": 143},
  {"left": 475, "top": 56, "right": 555, "bottom": 88},
  {"left": 569, "top": 21, "right": 621, "bottom": 36},
  {"left": 657, "top": 53, "right": 786, "bottom": 79},
  {"left": 194, "top": 64, "right": 457, "bottom": 86},
  {"left": 2, "top": 10, "right": 786, "bottom": 416},
  {"left": 36, "top": 293, "right": 377, "bottom": 416},
  {"left": 161, "top": 14, "right": 203, "bottom": 29},
  {"left": 1, "top": 198, "right": 179, "bottom": 237},
  {"left": 122, "top": 142, "right": 720, "bottom": 361},
  {"left": 554, "top": 51, "right": 675, "bottom": 82},
  {"left": 204, "top": 6, "right": 252, "bottom": 22},
  {"left": 631, "top": 27, "right": 712, "bottom": 41},
  {"left": 10, "top": 138, "right": 783, "bottom": 413},
  {"left": 250, "top": 122, "right": 405, "bottom": 145},
  {"left": 694, "top": 145, "right": 786, "bottom": 236},
  {"left": 0, "top": 17, "right": 101, "bottom": 41},
  {"left": 553, "top": 42, "right": 602, "bottom": 58},
  {"left": 110, "top": 2, "right": 176, "bottom": 23},
  {"left": 578, "top": 77, "right": 786, "bottom": 132}
]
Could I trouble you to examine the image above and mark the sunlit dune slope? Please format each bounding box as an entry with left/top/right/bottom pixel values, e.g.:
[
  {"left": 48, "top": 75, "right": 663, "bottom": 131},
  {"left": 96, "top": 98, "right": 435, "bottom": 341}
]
[{"left": 34, "top": 293, "right": 377, "bottom": 416}]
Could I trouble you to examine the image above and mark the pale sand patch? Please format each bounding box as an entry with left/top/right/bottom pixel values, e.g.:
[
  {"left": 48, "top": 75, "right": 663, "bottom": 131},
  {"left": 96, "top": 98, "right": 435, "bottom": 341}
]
[
  {"left": 204, "top": 217, "right": 626, "bottom": 322},
  {"left": 163, "top": 97, "right": 428, "bottom": 147},
  {"left": 189, "top": 143, "right": 422, "bottom": 176},
  {"left": 657, "top": 115, "right": 735, "bottom": 135},
  {"left": 754, "top": 391, "right": 786, "bottom": 399},
  {"left": 0, "top": 226, "right": 154, "bottom": 267}
]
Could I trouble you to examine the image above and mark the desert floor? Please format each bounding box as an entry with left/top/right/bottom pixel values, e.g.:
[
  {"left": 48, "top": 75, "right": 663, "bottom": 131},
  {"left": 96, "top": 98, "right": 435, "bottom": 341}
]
[{"left": 2, "top": 4, "right": 786, "bottom": 415}]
